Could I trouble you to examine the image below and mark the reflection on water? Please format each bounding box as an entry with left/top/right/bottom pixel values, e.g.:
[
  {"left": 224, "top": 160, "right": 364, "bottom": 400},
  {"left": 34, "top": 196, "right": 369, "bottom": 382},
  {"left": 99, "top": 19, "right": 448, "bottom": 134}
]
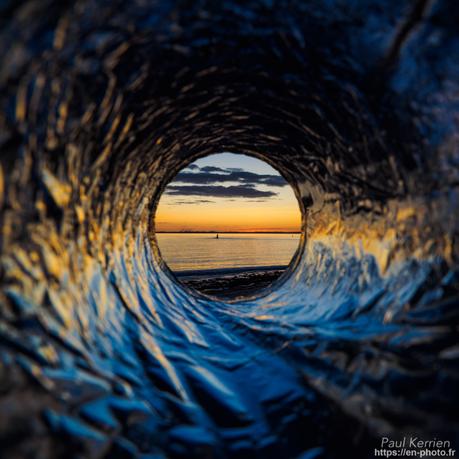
[{"left": 156, "top": 233, "right": 301, "bottom": 271}]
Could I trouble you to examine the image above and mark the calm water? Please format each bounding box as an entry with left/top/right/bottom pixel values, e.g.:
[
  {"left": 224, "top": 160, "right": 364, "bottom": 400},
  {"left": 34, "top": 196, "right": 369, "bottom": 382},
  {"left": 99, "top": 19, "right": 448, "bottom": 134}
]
[{"left": 156, "top": 233, "right": 301, "bottom": 271}]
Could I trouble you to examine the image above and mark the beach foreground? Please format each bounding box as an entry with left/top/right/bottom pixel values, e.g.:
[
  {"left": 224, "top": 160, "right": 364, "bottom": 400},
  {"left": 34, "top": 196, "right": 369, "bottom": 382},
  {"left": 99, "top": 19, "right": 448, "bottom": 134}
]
[{"left": 176, "top": 266, "right": 287, "bottom": 299}]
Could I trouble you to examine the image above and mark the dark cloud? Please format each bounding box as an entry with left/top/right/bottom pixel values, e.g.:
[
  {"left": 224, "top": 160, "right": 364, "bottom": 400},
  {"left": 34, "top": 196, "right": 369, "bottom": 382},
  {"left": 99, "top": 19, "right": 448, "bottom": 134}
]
[
  {"left": 172, "top": 199, "right": 215, "bottom": 204},
  {"left": 174, "top": 172, "right": 222, "bottom": 184},
  {"left": 231, "top": 170, "right": 286, "bottom": 187},
  {"left": 168, "top": 163, "right": 287, "bottom": 200},
  {"left": 199, "top": 166, "right": 227, "bottom": 173},
  {"left": 174, "top": 169, "right": 287, "bottom": 187},
  {"left": 165, "top": 185, "right": 278, "bottom": 198}
]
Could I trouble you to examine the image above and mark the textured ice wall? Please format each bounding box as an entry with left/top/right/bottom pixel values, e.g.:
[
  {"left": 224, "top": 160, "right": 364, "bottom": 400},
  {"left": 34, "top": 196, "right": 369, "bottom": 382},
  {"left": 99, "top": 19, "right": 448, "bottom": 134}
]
[{"left": 0, "top": 1, "right": 458, "bottom": 458}]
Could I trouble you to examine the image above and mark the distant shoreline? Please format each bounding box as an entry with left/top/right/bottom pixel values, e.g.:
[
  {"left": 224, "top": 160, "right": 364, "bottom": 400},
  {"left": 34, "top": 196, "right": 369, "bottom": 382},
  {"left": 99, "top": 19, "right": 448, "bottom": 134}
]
[{"left": 156, "top": 231, "right": 301, "bottom": 234}]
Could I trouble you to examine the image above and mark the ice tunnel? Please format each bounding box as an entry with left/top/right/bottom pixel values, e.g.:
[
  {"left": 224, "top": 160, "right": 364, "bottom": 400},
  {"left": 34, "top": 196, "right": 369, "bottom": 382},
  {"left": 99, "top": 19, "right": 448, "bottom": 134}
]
[{"left": 0, "top": 1, "right": 458, "bottom": 458}]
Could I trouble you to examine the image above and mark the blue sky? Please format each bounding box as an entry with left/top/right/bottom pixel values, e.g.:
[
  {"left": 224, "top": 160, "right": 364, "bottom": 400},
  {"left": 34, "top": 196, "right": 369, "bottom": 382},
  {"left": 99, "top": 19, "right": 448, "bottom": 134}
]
[
  {"left": 155, "top": 152, "right": 301, "bottom": 232},
  {"left": 192, "top": 152, "right": 279, "bottom": 175}
]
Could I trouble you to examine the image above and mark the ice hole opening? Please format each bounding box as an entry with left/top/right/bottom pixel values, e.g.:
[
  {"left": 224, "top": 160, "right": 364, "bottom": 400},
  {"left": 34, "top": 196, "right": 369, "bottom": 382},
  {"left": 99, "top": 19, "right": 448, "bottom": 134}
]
[{"left": 153, "top": 152, "right": 304, "bottom": 301}]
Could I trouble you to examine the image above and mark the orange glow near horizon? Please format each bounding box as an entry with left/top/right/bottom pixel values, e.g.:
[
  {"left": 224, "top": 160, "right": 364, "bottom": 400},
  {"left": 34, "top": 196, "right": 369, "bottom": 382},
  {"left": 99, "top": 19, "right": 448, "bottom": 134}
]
[
  {"left": 154, "top": 153, "right": 302, "bottom": 233},
  {"left": 155, "top": 201, "right": 301, "bottom": 232}
]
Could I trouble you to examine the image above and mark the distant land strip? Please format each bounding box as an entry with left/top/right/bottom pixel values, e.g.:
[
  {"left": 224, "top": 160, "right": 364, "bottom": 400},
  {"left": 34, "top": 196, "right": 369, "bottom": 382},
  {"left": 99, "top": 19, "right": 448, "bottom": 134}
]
[{"left": 155, "top": 231, "right": 302, "bottom": 234}]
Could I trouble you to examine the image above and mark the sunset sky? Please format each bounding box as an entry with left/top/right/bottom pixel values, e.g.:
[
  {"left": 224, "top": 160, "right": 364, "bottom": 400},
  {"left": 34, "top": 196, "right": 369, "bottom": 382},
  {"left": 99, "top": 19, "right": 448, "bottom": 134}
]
[{"left": 155, "top": 153, "right": 301, "bottom": 232}]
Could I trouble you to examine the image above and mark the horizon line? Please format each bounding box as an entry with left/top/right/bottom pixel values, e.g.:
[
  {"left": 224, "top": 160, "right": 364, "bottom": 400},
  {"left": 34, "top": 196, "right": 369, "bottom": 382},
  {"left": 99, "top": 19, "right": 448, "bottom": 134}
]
[{"left": 155, "top": 230, "right": 302, "bottom": 234}]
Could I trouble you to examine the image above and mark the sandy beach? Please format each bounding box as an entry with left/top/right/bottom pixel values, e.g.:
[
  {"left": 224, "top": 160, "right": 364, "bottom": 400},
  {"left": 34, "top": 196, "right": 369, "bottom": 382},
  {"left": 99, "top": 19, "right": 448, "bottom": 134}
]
[{"left": 176, "top": 265, "right": 287, "bottom": 299}]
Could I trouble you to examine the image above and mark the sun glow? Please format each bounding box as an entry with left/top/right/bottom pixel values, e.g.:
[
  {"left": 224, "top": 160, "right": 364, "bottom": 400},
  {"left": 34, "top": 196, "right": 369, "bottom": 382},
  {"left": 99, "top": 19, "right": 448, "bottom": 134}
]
[{"left": 155, "top": 153, "right": 301, "bottom": 233}]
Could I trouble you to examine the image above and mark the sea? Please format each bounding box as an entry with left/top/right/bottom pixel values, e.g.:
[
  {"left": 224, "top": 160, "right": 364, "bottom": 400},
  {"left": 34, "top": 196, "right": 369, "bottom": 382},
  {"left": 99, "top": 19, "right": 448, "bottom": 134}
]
[{"left": 155, "top": 233, "right": 301, "bottom": 272}]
